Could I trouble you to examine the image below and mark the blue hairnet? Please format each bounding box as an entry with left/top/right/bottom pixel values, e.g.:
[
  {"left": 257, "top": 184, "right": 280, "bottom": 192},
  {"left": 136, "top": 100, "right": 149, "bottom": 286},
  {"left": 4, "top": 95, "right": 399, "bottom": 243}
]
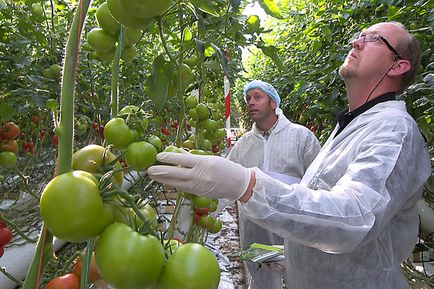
[{"left": 243, "top": 80, "right": 280, "bottom": 108}]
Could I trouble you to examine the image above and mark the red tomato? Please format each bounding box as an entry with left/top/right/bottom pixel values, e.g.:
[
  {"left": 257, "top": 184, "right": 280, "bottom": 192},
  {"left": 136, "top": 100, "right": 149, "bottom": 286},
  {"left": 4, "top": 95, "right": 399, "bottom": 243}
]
[
  {"left": 44, "top": 274, "right": 80, "bottom": 289},
  {"left": 161, "top": 127, "right": 171, "bottom": 136},
  {"left": 51, "top": 135, "right": 58, "bottom": 146},
  {"left": 0, "top": 122, "right": 20, "bottom": 140},
  {"left": 0, "top": 227, "right": 12, "bottom": 245}
]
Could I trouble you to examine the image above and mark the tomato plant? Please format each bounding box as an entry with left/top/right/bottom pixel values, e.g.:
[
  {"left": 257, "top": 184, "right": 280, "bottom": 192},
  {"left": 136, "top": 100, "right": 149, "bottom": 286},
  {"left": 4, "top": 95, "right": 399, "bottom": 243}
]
[
  {"left": 40, "top": 171, "right": 114, "bottom": 242},
  {"left": 95, "top": 222, "right": 165, "bottom": 289},
  {"left": 44, "top": 274, "right": 80, "bottom": 289},
  {"left": 158, "top": 243, "right": 220, "bottom": 289}
]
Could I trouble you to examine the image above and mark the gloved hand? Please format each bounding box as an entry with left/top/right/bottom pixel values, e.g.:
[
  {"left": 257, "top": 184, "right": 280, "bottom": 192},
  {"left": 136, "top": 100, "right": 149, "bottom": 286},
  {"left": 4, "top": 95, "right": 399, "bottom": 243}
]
[{"left": 147, "top": 152, "right": 252, "bottom": 200}]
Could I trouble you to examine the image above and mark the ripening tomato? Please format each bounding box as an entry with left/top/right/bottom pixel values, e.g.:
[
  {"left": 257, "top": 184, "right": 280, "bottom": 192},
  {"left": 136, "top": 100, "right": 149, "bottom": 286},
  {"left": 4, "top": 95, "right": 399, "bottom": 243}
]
[
  {"left": 44, "top": 274, "right": 79, "bottom": 289},
  {"left": 71, "top": 252, "right": 100, "bottom": 283},
  {"left": 95, "top": 222, "right": 165, "bottom": 289},
  {"left": 158, "top": 243, "right": 220, "bottom": 289},
  {"left": 40, "top": 171, "right": 114, "bottom": 242},
  {"left": 72, "top": 144, "right": 123, "bottom": 186},
  {"left": 1, "top": 139, "right": 18, "bottom": 154}
]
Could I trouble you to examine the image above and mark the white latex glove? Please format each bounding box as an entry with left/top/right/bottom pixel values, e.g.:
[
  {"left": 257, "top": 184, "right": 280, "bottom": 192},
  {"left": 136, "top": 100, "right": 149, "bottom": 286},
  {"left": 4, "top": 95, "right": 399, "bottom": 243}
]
[{"left": 147, "top": 152, "right": 252, "bottom": 200}]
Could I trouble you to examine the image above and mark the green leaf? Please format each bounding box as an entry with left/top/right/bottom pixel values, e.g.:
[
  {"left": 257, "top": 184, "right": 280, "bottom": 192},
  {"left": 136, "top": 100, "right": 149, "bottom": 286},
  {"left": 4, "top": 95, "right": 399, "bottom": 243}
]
[
  {"left": 189, "top": 0, "right": 220, "bottom": 17},
  {"left": 258, "top": 0, "right": 283, "bottom": 19},
  {"left": 145, "top": 56, "right": 173, "bottom": 112},
  {"left": 259, "top": 45, "right": 284, "bottom": 70},
  {"left": 0, "top": 103, "right": 14, "bottom": 121}
]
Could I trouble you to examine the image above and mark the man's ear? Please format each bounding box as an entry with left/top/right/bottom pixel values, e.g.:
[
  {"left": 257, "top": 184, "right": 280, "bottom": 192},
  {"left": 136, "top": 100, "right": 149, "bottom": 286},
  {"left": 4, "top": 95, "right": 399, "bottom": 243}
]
[{"left": 388, "top": 59, "right": 411, "bottom": 76}]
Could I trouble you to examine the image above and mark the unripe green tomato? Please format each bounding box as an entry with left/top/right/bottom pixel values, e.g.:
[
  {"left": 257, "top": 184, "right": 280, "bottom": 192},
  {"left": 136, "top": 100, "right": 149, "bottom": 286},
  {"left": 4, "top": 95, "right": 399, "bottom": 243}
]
[
  {"left": 104, "top": 118, "right": 137, "bottom": 150},
  {"left": 147, "top": 135, "right": 163, "bottom": 152},
  {"left": 95, "top": 47, "right": 116, "bottom": 63},
  {"left": 96, "top": 2, "right": 120, "bottom": 36},
  {"left": 185, "top": 95, "right": 198, "bottom": 109},
  {"left": 0, "top": 151, "right": 17, "bottom": 168},
  {"left": 158, "top": 243, "right": 220, "bottom": 289},
  {"left": 95, "top": 222, "right": 165, "bottom": 289},
  {"left": 87, "top": 28, "right": 117, "bottom": 52},
  {"left": 107, "top": 0, "right": 155, "bottom": 30},
  {"left": 123, "top": 28, "right": 142, "bottom": 46},
  {"left": 122, "top": 0, "right": 172, "bottom": 19},
  {"left": 40, "top": 171, "right": 114, "bottom": 242},
  {"left": 121, "top": 45, "right": 137, "bottom": 63},
  {"left": 163, "top": 145, "right": 182, "bottom": 153},
  {"left": 195, "top": 103, "right": 210, "bottom": 120},
  {"left": 125, "top": 141, "right": 157, "bottom": 171},
  {"left": 203, "top": 119, "right": 218, "bottom": 132}
]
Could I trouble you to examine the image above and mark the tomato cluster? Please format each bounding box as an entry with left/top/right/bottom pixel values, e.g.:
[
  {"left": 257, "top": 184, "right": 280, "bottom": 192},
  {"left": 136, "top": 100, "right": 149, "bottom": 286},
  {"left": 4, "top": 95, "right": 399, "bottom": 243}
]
[
  {"left": 0, "top": 221, "right": 12, "bottom": 257},
  {"left": 183, "top": 96, "right": 226, "bottom": 155},
  {"left": 0, "top": 122, "right": 20, "bottom": 168}
]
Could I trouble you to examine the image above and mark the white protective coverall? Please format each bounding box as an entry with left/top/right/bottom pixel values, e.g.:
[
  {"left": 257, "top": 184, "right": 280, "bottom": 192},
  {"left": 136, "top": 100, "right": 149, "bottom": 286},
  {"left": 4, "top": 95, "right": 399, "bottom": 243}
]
[
  {"left": 240, "top": 101, "right": 431, "bottom": 289},
  {"left": 227, "top": 108, "right": 321, "bottom": 289}
]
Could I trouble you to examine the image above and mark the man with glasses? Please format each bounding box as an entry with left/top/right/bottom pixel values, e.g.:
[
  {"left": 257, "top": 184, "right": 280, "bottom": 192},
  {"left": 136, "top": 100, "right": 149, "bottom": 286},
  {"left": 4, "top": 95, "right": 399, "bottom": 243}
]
[{"left": 148, "top": 22, "right": 430, "bottom": 289}]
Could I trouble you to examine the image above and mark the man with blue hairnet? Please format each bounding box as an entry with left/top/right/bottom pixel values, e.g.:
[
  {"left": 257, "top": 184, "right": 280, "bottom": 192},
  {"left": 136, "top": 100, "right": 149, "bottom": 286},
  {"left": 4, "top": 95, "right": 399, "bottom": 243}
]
[
  {"left": 226, "top": 80, "right": 320, "bottom": 289},
  {"left": 148, "top": 22, "right": 431, "bottom": 289}
]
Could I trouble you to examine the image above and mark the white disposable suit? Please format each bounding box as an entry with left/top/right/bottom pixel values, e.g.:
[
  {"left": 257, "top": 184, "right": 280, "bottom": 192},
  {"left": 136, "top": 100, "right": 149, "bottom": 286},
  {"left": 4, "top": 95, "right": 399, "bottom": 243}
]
[
  {"left": 227, "top": 108, "right": 321, "bottom": 289},
  {"left": 240, "top": 101, "right": 431, "bottom": 289}
]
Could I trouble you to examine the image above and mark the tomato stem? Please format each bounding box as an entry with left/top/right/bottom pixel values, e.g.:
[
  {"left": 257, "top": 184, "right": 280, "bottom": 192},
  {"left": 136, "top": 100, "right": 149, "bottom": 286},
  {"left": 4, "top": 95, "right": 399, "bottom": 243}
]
[{"left": 109, "top": 26, "right": 124, "bottom": 118}]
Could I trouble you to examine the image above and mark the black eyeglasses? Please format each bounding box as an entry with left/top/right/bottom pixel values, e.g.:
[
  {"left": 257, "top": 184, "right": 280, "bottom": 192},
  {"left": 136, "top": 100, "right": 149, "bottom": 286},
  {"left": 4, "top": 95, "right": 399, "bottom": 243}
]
[{"left": 350, "top": 33, "right": 402, "bottom": 60}]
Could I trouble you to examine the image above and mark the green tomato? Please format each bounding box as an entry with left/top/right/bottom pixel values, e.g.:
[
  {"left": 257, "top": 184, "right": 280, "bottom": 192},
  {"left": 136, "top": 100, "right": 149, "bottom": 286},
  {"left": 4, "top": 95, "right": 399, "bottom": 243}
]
[
  {"left": 72, "top": 144, "right": 123, "bottom": 186},
  {"left": 49, "top": 64, "right": 62, "bottom": 79},
  {"left": 191, "top": 196, "right": 213, "bottom": 208},
  {"left": 96, "top": 2, "right": 120, "bottom": 36},
  {"left": 107, "top": 0, "right": 155, "bottom": 30},
  {"left": 122, "top": 0, "right": 172, "bottom": 19},
  {"left": 95, "top": 222, "right": 165, "bottom": 289},
  {"left": 123, "top": 28, "right": 142, "bottom": 46},
  {"left": 40, "top": 171, "right": 114, "bottom": 242},
  {"left": 181, "top": 139, "right": 195, "bottom": 150},
  {"left": 203, "top": 119, "right": 218, "bottom": 132},
  {"left": 87, "top": 28, "right": 117, "bottom": 52},
  {"left": 185, "top": 95, "right": 198, "bottom": 109},
  {"left": 0, "top": 152, "right": 16, "bottom": 168},
  {"left": 158, "top": 243, "right": 220, "bottom": 289},
  {"left": 163, "top": 145, "right": 182, "bottom": 153},
  {"left": 95, "top": 47, "right": 115, "bottom": 63},
  {"left": 212, "top": 128, "right": 226, "bottom": 141},
  {"left": 147, "top": 135, "right": 163, "bottom": 152},
  {"left": 104, "top": 118, "right": 137, "bottom": 150},
  {"left": 198, "top": 215, "right": 215, "bottom": 230},
  {"left": 121, "top": 45, "right": 137, "bottom": 63},
  {"left": 125, "top": 141, "right": 157, "bottom": 171},
  {"left": 208, "top": 219, "right": 222, "bottom": 234},
  {"left": 112, "top": 204, "right": 158, "bottom": 231},
  {"left": 195, "top": 103, "right": 209, "bottom": 120}
]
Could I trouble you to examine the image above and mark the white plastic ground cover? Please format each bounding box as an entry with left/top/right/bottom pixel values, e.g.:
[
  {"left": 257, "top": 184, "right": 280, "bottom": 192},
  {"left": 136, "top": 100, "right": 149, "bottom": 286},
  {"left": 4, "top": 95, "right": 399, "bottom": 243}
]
[{"left": 0, "top": 232, "right": 65, "bottom": 289}]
